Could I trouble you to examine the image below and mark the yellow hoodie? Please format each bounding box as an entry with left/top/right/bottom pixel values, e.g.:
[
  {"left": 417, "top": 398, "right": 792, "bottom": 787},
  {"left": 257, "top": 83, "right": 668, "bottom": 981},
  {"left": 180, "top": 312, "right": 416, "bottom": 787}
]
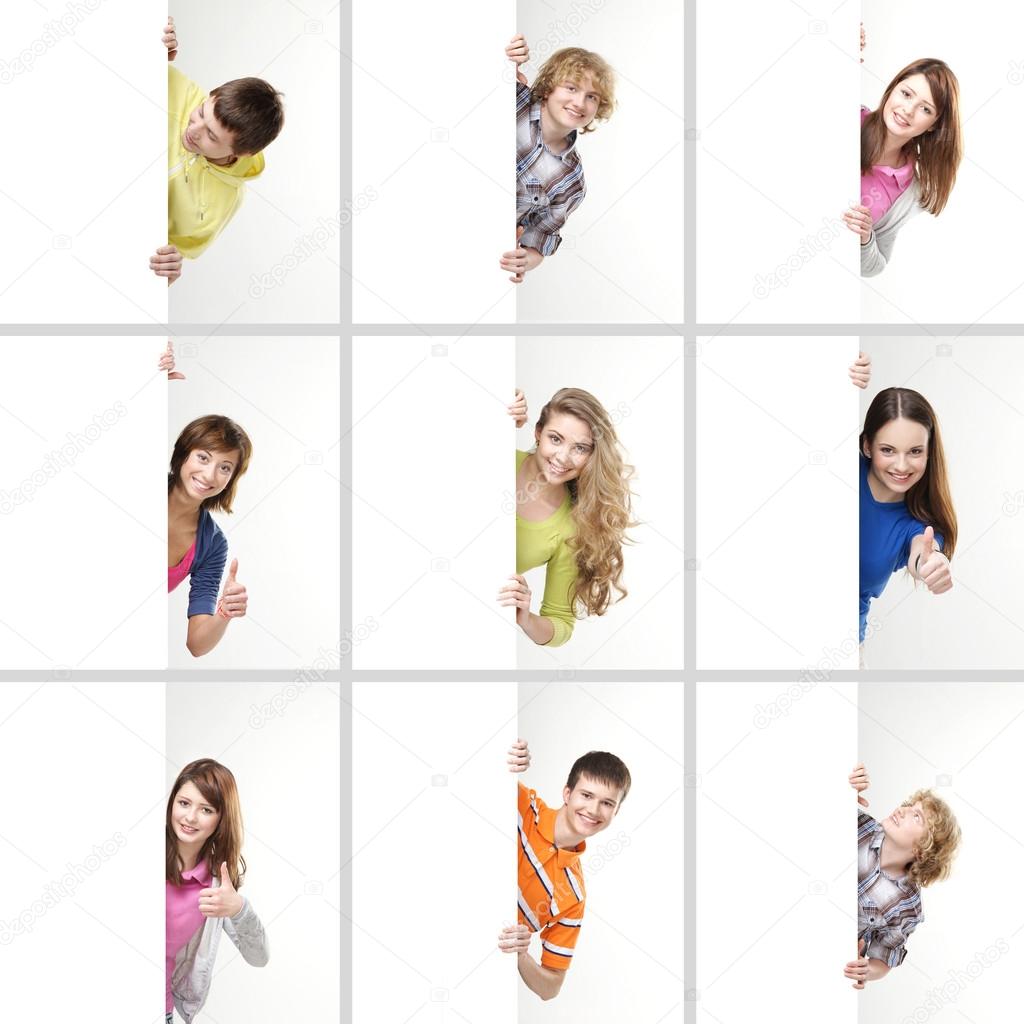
[{"left": 168, "top": 65, "right": 266, "bottom": 259}]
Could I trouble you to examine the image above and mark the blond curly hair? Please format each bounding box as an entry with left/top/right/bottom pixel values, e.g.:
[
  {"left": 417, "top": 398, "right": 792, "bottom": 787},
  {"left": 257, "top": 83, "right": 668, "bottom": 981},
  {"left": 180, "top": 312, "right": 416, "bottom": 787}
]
[
  {"left": 903, "top": 789, "right": 961, "bottom": 888},
  {"left": 531, "top": 47, "right": 616, "bottom": 132},
  {"left": 534, "top": 388, "right": 635, "bottom": 617}
]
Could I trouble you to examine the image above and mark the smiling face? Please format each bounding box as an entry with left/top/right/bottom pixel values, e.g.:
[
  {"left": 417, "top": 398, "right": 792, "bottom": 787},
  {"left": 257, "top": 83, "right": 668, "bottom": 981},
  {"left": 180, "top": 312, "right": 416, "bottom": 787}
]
[
  {"left": 534, "top": 412, "right": 594, "bottom": 485},
  {"left": 183, "top": 96, "right": 238, "bottom": 162},
  {"left": 882, "top": 73, "right": 940, "bottom": 144},
  {"left": 882, "top": 800, "right": 929, "bottom": 858},
  {"left": 178, "top": 447, "right": 240, "bottom": 504},
  {"left": 562, "top": 774, "right": 623, "bottom": 839},
  {"left": 543, "top": 73, "right": 602, "bottom": 136},
  {"left": 171, "top": 780, "right": 221, "bottom": 850},
  {"left": 863, "top": 417, "right": 929, "bottom": 502}
]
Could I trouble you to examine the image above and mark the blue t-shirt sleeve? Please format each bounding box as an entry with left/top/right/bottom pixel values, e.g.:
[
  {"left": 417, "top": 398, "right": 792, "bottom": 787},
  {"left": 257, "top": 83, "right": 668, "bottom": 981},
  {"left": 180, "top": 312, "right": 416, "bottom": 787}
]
[{"left": 187, "top": 527, "right": 227, "bottom": 617}]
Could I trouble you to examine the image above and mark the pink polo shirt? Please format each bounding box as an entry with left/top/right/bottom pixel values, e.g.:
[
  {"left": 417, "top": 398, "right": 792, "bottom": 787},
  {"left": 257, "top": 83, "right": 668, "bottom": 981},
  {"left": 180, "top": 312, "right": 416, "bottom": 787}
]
[
  {"left": 168, "top": 540, "right": 196, "bottom": 593},
  {"left": 166, "top": 860, "right": 211, "bottom": 1013},
  {"left": 860, "top": 106, "right": 916, "bottom": 224}
]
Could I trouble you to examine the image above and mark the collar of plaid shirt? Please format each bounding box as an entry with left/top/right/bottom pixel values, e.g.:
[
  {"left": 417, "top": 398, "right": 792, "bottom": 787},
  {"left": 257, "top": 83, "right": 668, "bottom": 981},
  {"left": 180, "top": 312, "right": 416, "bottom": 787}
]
[
  {"left": 529, "top": 98, "right": 581, "bottom": 161},
  {"left": 865, "top": 818, "right": 916, "bottom": 889}
]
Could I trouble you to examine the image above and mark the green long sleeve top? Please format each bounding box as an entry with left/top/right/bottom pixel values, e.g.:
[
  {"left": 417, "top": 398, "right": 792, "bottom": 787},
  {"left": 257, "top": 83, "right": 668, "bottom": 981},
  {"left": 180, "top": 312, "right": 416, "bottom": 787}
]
[{"left": 516, "top": 450, "right": 579, "bottom": 647}]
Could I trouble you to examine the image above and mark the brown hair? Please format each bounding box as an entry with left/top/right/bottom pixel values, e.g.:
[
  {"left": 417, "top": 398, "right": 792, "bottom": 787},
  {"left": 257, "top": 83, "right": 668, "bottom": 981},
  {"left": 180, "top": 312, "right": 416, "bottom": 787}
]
[
  {"left": 860, "top": 388, "right": 957, "bottom": 560},
  {"left": 534, "top": 388, "right": 635, "bottom": 617},
  {"left": 530, "top": 48, "right": 616, "bottom": 133},
  {"left": 168, "top": 414, "right": 253, "bottom": 514},
  {"left": 861, "top": 60, "right": 962, "bottom": 215},
  {"left": 902, "top": 789, "right": 961, "bottom": 887},
  {"left": 166, "top": 758, "right": 247, "bottom": 888},
  {"left": 566, "top": 751, "right": 632, "bottom": 805},
  {"left": 209, "top": 77, "right": 285, "bottom": 155}
]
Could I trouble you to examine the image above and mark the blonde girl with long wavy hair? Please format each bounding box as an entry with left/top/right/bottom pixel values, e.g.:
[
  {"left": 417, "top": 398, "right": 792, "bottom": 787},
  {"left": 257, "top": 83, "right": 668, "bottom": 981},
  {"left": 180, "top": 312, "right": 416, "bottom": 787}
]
[
  {"left": 166, "top": 758, "right": 268, "bottom": 1023},
  {"left": 846, "top": 32, "right": 962, "bottom": 276},
  {"left": 499, "top": 387, "right": 634, "bottom": 646}
]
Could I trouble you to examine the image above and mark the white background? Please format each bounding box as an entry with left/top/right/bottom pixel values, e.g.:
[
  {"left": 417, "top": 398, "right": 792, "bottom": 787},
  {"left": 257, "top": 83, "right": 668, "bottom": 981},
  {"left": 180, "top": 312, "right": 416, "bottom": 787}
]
[
  {"left": 168, "top": 0, "right": 340, "bottom": 324},
  {"left": 0, "top": 1, "right": 166, "bottom": 323},
  {"left": 516, "top": 0, "right": 684, "bottom": 324},
  {"left": 697, "top": 0, "right": 860, "bottom": 323},
  {"left": 166, "top": 680, "right": 340, "bottom": 1022},
  {"left": 858, "top": 681, "right": 1024, "bottom": 1023},
  {"left": 697, "top": 336, "right": 859, "bottom": 668},
  {"left": 167, "top": 336, "right": 340, "bottom": 668},
  {"left": 0, "top": 682, "right": 164, "bottom": 1020},
  {"left": 860, "top": 338, "right": 1024, "bottom": 669},
  {"left": 0, "top": 338, "right": 166, "bottom": 668},
  {"left": 861, "top": 2, "right": 1024, "bottom": 324},
  {"left": 352, "top": 680, "right": 518, "bottom": 1024},
  {"left": 516, "top": 337, "right": 684, "bottom": 669},
  {"left": 518, "top": 681, "right": 684, "bottom": 1023},
  {"left": 351, "top": 337, "right": 517, "bottom": 669},
  {"left": 352, "top": 1, "right": 515, "bottom": 323},
  {"left": 697, "top": 680, "right": 858, "bottom": 1024}
]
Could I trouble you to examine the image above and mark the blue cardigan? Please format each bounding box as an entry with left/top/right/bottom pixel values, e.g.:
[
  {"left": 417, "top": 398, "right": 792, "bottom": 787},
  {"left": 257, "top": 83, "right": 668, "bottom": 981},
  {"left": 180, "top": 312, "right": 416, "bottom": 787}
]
[{"left": 188, "top": 508, "right": 228, "bottom": 617}]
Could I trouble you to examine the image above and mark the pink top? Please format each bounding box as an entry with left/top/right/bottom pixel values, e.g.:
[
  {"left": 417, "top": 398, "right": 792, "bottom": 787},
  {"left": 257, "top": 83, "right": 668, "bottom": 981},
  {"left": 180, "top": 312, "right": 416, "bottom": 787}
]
[
  {"left": 168, "top": 539, "right": 197, "bottom": 593},
  {"left": 860, "top": 106, "right": 916, "bottom": 224},
  {"left": 166, "top": 860, "right": 211, "bottom": 1013}
]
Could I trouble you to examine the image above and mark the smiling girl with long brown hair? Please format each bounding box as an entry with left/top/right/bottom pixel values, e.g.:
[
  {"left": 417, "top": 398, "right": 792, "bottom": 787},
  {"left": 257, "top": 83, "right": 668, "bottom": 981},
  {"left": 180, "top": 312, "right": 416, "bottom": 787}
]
[{"left": 166, "top": 758, "right": 268, "bottom": 1023}]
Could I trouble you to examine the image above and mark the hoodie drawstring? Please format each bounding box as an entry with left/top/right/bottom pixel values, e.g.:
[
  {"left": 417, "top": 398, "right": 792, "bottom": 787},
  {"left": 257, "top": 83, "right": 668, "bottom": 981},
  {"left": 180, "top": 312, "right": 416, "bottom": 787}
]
[{"left": 182, "top": 153, "right": 207, "bottom": 221}]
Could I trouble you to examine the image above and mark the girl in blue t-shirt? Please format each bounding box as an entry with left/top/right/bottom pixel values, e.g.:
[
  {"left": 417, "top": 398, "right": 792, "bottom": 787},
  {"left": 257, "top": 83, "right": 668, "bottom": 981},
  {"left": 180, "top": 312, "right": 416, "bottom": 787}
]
[{"left": 858, "top": 376, "right": 957, "bottom": 658}]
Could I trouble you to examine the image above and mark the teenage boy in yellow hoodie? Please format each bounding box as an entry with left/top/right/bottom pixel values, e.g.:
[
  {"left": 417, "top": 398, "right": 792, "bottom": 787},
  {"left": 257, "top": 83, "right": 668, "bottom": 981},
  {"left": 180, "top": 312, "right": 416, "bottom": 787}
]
[{"left": 151, "top": 17, "right": 285, "bottom": 284}]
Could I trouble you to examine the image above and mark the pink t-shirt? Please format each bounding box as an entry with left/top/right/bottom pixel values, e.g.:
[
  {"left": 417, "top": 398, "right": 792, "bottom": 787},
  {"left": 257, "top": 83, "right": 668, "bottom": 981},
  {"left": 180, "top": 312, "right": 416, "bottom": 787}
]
[
  {"left": 166, "top": 860, "right": 211, "bottom": 1013},
  {"left": 168, "top": 539, "right": 197, "bottom": 593},
  {"left": 860, "top": 106, "right": 916, "bottom": 224}
]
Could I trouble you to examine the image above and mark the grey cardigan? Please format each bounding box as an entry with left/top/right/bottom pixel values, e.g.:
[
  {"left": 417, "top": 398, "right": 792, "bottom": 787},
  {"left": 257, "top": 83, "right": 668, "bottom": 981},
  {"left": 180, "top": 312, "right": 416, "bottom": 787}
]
[
  {"left": 171, "top": 872, "right": 269, "bottom": 1024},
  {"left": 861, "top": 177, "right": 923, "bottom": 277}
]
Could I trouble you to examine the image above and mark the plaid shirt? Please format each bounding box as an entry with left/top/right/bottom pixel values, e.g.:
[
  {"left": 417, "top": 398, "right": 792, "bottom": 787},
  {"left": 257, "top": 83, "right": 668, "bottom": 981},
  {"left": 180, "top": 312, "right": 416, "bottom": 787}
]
[
  {"left": 516, "top": 82, "right": 586, "bottom": 257},
  {"left": 857, "top": 812, "right": 923, "bottom": 967}
]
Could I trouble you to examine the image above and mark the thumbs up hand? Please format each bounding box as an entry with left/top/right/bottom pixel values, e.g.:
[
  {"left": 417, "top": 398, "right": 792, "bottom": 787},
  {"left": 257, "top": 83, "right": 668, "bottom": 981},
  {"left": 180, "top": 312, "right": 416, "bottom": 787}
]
[
  {"left": 217, "top": 558, "right": 248, "bottom": 619},
  {"left": 198, "top": 861, "right": 244, "bottom": 919},
  {"left": 848, "top": 351, "right": 871, "bottom": 389},
  {"left": 159, "top": 339, "right": 186, "bottom": 380},
  {"left": 845, "top": 938, "right": 869, "bottom": 989},
  {"left": 916, "top": 526, "right": 952, "bottom": 595}
]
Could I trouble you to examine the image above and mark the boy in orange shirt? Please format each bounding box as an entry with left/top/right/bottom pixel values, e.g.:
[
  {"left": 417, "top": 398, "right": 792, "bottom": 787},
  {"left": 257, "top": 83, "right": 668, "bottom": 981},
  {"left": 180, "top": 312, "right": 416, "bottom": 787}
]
[{"left": 500, "top": 738, "right": 631, "bottom": 1000}]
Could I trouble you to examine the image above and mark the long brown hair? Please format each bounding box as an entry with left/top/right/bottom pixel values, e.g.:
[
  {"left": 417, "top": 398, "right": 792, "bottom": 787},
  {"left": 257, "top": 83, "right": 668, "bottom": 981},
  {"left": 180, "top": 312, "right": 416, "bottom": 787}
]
[
  {"left": 166, "top": 758, "right": 247, "bottom": 888},
  {"left": 860, "top": 388, "right": 957, "bottom": 560},
  {"left": 168, "top": 415, "right": 253, "bottom": 514},
  {"left": 534, "top": 388, "right": 635, "bottom": 617},
  {"left": 861, "top": 59, "right": 962, "bottom": 215}
]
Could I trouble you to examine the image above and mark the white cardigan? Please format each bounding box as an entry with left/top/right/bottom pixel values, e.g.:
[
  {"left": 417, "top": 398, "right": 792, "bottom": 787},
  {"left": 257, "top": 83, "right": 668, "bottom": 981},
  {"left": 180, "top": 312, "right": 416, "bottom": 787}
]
[
  {"left": 861, "top": 177, "right": 924, "bottom": 277},
  {"left": 171, "top": 872, "right": 269, "bottom": 1024}
]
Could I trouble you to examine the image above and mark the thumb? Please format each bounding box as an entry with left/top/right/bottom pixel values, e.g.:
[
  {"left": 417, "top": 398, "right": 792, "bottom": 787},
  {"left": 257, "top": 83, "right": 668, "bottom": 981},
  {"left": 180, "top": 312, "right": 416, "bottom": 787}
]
[
  {"left": 516, "top": 225, "right": 524, "bottom": 244},
  {"left": 221, "top": 861, "right": 234, "bottom": 887},
  {"left": 922, "top": 525, "right": 935, "bottom": 555},
  {"left": 227, "top": 558, "right": 238, "bottom": 584},
  {"left": 858, "top": 937, "right": 866, "bottom": 957}
]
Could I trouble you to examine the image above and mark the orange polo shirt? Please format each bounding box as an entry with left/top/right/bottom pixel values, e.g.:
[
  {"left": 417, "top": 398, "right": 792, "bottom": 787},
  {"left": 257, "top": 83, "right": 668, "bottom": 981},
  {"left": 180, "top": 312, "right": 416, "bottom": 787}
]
[{"left": 517, "top": 782, "right": 586, "bottom": 970}]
